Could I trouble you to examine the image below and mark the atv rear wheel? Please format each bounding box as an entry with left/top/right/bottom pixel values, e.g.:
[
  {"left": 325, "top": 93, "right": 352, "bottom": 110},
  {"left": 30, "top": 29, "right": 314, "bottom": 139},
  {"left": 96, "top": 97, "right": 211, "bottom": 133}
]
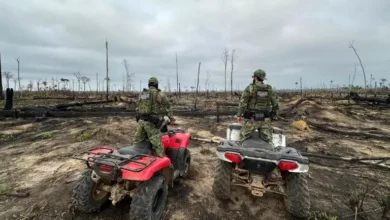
[
  {"left": 212, "top": 160, "right": 232, "bottom": 200},
  {"left": 284, "top": 173, "right": 310, "bottom": 219},
  {"left": 129, "top": 174, "right": 168, "bottom": 220},
  {"left": 72, "top": 169, "right": 110, "bottom": 213},
  {"left": 181, "top": 151, "right": 191, "bottom": 178}
]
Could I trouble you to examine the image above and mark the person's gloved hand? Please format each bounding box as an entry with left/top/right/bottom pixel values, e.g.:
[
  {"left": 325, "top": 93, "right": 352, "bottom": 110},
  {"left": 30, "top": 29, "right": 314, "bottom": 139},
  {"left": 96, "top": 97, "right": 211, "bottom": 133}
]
[{"left": 169, "top": 118, "right": 176, "bottom": 125}]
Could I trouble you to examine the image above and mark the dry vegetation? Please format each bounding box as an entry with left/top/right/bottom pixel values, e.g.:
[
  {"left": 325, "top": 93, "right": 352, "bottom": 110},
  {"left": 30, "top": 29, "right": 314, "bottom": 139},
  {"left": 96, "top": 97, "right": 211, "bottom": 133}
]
[{"left": 0, "top": 91, "right": 390, "bottom": 220}]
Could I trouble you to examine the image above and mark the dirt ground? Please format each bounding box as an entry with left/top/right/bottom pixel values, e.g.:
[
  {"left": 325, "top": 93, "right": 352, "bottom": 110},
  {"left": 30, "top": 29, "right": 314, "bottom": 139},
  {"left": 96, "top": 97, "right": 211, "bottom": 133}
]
[{"left": 0, "top": 99, "right": 390, "bottom": 220}]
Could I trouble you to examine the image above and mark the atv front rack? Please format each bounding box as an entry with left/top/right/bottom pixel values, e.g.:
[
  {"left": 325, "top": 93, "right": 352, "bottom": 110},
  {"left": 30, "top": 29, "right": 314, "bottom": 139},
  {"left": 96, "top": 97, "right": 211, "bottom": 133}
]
[{"left": 73, "top": 147, "right": 157, "bottom": 180}]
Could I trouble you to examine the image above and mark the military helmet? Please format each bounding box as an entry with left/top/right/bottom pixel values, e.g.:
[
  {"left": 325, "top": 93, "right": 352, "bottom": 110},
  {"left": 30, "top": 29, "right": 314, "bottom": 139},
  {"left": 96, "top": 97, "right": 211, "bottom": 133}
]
[
  {"left": 148, "top": 77, "right": 159, "bottom": 85},
  {"left": 253, "top": 69, "right": 266, "bottom": 81}
]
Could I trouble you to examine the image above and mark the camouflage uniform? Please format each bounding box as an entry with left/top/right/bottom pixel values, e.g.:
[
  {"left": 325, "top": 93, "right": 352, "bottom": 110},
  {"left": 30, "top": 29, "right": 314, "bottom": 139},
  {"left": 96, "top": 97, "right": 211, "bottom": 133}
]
[
  {"left": 237, "top": 69, "right": 279, "bottom": 149},
  {"left": 134, "top": 77, "right": 174, "bottom": 157}
]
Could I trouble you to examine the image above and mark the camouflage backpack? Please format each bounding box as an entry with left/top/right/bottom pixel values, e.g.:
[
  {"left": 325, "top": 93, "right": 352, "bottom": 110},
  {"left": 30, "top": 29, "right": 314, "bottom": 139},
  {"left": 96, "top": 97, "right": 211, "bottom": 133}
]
[
  {"left": 246, "top": 82, "right": 273, "bottom": 112},
  {"left": 137, "top": 87, "right": 163, "bottom": 115}
]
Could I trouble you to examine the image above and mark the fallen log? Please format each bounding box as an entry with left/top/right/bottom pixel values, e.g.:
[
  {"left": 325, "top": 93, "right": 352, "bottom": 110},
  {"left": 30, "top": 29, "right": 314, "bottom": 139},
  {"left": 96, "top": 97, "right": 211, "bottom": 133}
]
[
  {"left": 301, "top": 152, "right": 390, "bottom": 162},
  {"left": 6, "top": 192, "right": 30, "bottom": 198},
  {"left": 307, "top": 121, "right": 390, "bottom": 141},
  {"left": 47, "top": 111, "right": 137, "bottom": 118},
  {"left": 32, "top": 97, "right": 75, "bottom": 100},
  {"left": 55, "top": 100, "right": 115, "bottom": 109},
  {"left": 43, "top": 110, "right": 237, "bottom": 118},
  {"left": 67, "top": 107, "right": 129, "bottom": 112},
  {"left": 0, "top": 110, "right": 17, "bottom": 117}
]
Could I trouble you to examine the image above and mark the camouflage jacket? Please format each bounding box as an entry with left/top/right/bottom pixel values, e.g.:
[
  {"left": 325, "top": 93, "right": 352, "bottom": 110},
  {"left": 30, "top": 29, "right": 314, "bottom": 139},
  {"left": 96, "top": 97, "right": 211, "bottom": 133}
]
[
  {"left": 237, "top": 81, "right": 279, "bottom": 117},
  {"left": 136, "top": 86, "right": 174, "bottom": 120}
]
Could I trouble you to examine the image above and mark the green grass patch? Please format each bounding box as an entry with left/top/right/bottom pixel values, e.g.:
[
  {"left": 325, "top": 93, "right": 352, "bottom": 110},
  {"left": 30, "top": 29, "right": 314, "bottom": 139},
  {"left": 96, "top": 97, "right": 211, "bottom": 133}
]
[
  {"left": 76, "top": 130, "right": 92, "bottom": 142},
  {"left": 309, "top": 211, "right": 338, "bottom": 220},
  {"left": 0, "top": 183, "right": 11, "bottom": 196},
  {"left": 0, "top": 134, "right": 16, "bottom": 142},
  {"left": 39, "top": 132, "right": 53, "bottom": 140}
]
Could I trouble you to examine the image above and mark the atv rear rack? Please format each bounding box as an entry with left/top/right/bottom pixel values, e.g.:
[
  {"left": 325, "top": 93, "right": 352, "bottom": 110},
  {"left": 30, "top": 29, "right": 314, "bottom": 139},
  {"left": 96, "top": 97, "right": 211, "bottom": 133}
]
[{"left": 73, "top": 148, "right": 157, "bottom": 180}]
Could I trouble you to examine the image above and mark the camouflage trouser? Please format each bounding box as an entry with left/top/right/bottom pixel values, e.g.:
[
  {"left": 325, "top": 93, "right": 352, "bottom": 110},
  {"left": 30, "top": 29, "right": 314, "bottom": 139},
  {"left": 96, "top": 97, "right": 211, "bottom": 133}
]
[
  {"left": 134, "top": 120, "right": 164, "bottom": 157},
  {"left": 240, "top": 118, "right": 274, "bottom": 149}
]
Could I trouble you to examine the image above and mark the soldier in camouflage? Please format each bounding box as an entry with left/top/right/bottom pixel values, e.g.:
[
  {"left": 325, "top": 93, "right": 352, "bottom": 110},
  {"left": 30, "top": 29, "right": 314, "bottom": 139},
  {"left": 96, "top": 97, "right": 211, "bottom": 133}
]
[
  {"left": 237, "top": 69, "right": 279, "bottom": 149},
  {"left": 134, "top": 77, "right": 175, "bottom": 157}
]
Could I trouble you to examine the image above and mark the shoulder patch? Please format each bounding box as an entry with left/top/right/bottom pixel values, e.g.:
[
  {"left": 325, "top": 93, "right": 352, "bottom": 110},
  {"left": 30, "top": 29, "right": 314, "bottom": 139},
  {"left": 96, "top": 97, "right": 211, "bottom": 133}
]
[
  {"left": 257, "top": 91, "right": 268, "bottom": 97},
  {"left": 139, "top": 93, "right": 150, "bottom": 100}
]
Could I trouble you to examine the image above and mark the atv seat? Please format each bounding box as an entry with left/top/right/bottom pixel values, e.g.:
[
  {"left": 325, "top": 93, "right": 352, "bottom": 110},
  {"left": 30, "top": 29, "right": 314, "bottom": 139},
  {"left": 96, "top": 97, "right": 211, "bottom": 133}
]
[
  {"left": 118, "top": 140, "right": 153, "bottom": 155},
  {"left": 242, "top": 131, "right": 273, "bottom": 151}
]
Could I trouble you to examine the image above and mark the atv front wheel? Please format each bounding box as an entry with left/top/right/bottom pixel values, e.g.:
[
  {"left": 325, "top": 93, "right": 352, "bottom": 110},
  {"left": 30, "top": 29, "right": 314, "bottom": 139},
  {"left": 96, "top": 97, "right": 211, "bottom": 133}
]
[
  {"left": 129, "top": 174, "right": 168, "bottom": 220},
  {"left": 72, "top": 169, "right": 110, "bottom": 213},
  {"left": 284, "top": 173, "right": 310, "bottom": 219},
  {"left": 212, "top": 160, "right": 232, "bottom": 200}
]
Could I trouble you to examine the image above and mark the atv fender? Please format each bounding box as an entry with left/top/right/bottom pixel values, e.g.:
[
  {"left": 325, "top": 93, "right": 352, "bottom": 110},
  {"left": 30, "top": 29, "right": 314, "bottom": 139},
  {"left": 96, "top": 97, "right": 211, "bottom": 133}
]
[
  {"left": 177, "top": 148, "right": 190, "bottom": 176},
  {"left": 121, "top": 156, "right": 171, "bottom": 181}
]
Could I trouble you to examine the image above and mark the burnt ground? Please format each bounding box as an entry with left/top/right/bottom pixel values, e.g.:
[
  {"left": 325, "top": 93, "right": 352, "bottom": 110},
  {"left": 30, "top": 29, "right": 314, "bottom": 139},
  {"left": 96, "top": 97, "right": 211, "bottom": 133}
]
[{"left": 0, "top": 99, "right": 390, "bottom": 220}]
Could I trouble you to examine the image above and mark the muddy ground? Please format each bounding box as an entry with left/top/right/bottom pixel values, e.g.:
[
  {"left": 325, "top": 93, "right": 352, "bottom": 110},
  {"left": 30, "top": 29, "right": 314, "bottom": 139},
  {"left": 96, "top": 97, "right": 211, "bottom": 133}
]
[{"left": 0, "top": 98, "right": 390, "bottom": 220}]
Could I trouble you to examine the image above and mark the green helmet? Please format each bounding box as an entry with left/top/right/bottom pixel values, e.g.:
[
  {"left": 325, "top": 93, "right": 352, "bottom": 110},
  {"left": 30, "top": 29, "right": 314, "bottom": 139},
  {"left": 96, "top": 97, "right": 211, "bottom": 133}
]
[
  {"left": 253, "top": 69, "right": 266, "bottom": 81},
  {"left": 148, "top": 77, "right": 159, "bottom": 85}
]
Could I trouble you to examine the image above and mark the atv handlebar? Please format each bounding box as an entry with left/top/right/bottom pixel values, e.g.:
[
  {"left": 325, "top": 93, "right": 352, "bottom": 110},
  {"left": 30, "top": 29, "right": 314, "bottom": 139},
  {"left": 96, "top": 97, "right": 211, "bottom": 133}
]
[{"left": 160, "top": 117, "right": 179, "bottom": 130}]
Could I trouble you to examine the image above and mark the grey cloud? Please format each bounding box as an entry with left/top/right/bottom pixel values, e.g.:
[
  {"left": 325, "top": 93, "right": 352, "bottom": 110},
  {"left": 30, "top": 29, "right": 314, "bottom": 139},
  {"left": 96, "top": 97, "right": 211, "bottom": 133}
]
[{"left": 0, "top": 0, "right": 389, "bottom": 91}]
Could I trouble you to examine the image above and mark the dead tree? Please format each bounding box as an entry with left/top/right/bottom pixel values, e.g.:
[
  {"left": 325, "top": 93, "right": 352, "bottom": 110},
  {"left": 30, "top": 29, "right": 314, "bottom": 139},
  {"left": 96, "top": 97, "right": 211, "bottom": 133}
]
[
  {"left": 27, "top": 80, "right": 33, "bottom": 91},
  {"left": 16, "top": 58, "right": 20, "bottom": 90},
  {"left": 221, "top": 47, "right": 229, "bottom": 95},
  {"left": 230, "top": 49, "right": 236, "bottom": 96},
  {"left": 352, "top": 64, "right": 358, "bottom": 86},
  {"left": 106, "top": 39, "right": 109, "bottom": 101},
  {"left": 42, "top": 81, "right": 47, "bottom": 90},
  {"left": 167, "top": 79, "right": 171, "bottom": 93},
  {"left": 3, "top": 72, "right": 13, "bottom": 88},
  {"left": 349, "top": 41, "right": 367, "bottom": 89},
  {"left": 60, "top": 78, "right": 69, "bottom": 90},
  {"left": 194, "top": 62, "right": 201, "bottom": 110},
  {"left": 0, "top": 53, "right": 4, "bottom": 100},
  {"left": 74, "top": 72, "right": 81, "bottom": 92},
  {"left": 176, "top": 53, "right": 179, "bottom": 96},
  {"left": 12, "top": 77, "right": 17, "bottom": 90},
  {"left": 96, "top": 73, "right": 99, "bottom": 94},
  {"left": 36, "top": 79, "right": 41, "bottom": 91},
  {"left": 380, "top": 78, "right": 387, "bottom": 88},
  {"left": 123, "top": 59, "right": 135, "bottom": 92},
  {"left": 80, "top": 76, "right": 90, "bottom": 92},
  {"left": 205, "top": 71, "right": 210, "bottom": 91}
]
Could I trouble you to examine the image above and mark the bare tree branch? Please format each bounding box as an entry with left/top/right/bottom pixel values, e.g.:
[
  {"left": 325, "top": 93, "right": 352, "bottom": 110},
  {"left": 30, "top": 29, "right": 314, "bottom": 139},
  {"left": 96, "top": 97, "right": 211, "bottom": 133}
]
[
  {"left": 123, "top": 59, "right": 135, "bottom": 92},
  {"left": 73, "top": 72, "right": 82, "bottom": 92},
  {"left": 37, "top": 79, "right": 41, "bottom": 91},
  {"left": 205, "top": 71, "right": 210, "bottom": 91},
  {"left": 349, "top": 41, "right": 367, "bottom": 89},
  {"left": 80, "top": 76, "right": 90, "bottom": 92},
  {"left": 230, "top": 49, "right": 236, "bottom": 96},
  {"left": 0, "top": 53, "right": 4, "bottom": 100},
  {"left": 16, "top": 58, "right": 20, "bottom": 91},
  {"left": 3, "top": 72, "right": 13, "bottom": 89},
  {"left": 194, "top": 62, "right": 201, "bottom": 110},
  {"left": 221, "top": 47, "right": 229, "bottom": 95}
]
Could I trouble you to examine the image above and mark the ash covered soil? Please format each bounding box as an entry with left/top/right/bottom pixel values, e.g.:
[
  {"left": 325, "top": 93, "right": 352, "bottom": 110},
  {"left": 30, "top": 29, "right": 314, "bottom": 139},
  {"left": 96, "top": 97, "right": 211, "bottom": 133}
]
[{"left": 0, "top": 100, "right": 390, "bottom": 220}]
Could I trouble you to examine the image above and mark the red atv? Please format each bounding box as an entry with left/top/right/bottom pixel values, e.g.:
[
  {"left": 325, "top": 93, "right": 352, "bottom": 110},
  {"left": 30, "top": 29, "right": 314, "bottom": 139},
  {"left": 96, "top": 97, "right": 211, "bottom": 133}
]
[{"left": 72, "top": 120, "right": 191, "bottom": 220}]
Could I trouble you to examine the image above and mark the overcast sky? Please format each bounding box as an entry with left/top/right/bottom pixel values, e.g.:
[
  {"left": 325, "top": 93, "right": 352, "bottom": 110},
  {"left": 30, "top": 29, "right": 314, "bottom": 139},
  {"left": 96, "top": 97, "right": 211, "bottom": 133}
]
[{"left": 1, "top": 0, "right": 389, "bottom": 91}]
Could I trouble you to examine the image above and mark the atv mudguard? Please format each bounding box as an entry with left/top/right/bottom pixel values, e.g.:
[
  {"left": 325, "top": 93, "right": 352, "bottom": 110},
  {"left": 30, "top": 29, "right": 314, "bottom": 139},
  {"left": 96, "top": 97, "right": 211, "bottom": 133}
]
[
  {"left": 217, "top": 140, "right": 309, "bottom": 165},
  {"left": 120, "top": 156, "right": 172, "bottom": 181},
  {"left": 84, "top": 148, "right": 173, "bottom": 182}
]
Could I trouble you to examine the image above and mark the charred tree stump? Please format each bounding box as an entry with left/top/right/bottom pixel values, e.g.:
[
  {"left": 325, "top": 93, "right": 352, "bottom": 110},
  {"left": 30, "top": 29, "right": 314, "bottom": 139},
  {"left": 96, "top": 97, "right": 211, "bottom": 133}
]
[{"left": 4, "top": 88, "right": 14, "bottom": 110}]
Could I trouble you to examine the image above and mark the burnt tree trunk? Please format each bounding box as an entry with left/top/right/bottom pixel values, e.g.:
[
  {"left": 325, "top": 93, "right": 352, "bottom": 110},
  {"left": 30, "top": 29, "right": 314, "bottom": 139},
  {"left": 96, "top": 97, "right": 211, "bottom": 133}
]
[
  {"left": 194, "top": 62, "right": 201, "bottom": 110},
  {"left": 0, "top": 53, "right": 4, "bottom": 100}
]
